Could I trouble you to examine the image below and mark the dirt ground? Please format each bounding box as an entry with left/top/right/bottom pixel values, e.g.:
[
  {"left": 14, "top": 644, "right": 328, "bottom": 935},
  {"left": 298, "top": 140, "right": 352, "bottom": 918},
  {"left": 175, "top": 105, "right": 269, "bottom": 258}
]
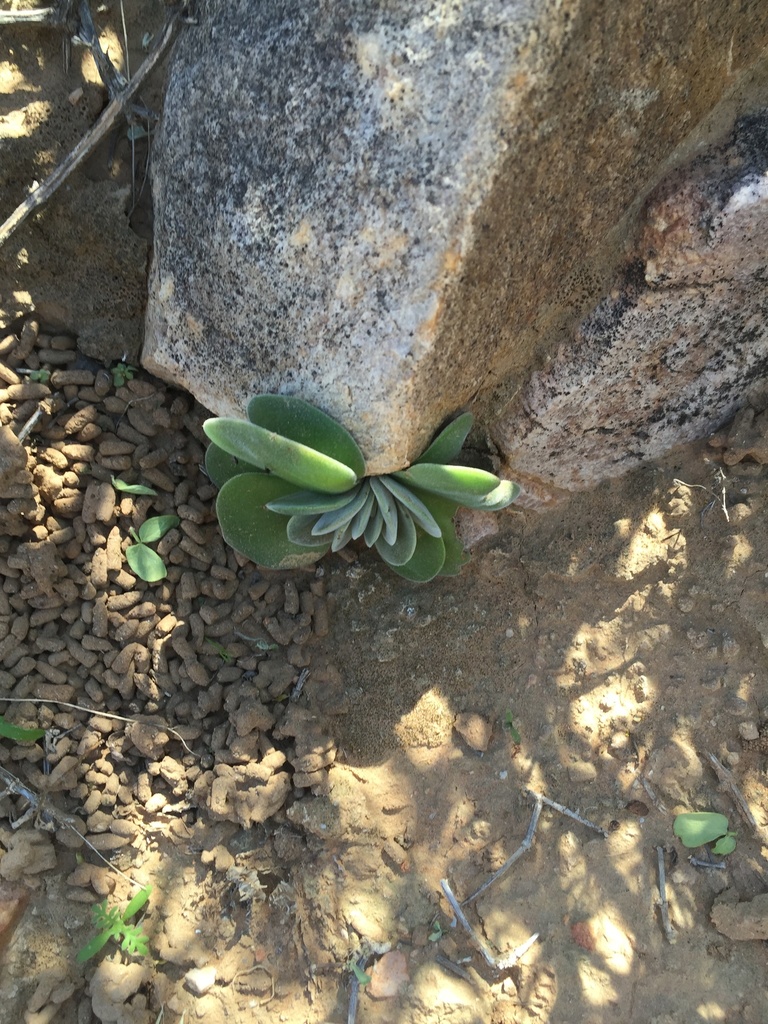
[{"left": 2, "top": 6, "right": 768, "bottom": 1024}]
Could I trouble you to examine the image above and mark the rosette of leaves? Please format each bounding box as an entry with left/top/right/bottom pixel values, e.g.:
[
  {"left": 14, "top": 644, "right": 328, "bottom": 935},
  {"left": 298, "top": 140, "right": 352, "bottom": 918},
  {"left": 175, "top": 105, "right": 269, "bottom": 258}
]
[{"left": 203, "top": 396, "right": 519, "bottom": 582}]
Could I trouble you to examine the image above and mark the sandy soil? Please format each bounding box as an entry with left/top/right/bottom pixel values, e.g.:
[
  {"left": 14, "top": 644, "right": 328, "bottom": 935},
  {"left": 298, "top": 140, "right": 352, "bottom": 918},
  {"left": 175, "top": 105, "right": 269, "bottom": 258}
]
[{"left": 2, "top": 6, "right": 768, "bottom": 1024}]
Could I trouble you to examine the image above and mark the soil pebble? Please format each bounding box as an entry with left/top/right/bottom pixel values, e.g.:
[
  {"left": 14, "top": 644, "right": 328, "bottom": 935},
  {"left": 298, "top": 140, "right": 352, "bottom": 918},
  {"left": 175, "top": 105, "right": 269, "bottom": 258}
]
[
  {"left": 711, "top": 891, "right": 768, "bottom": 940},
  {"left": 454, "top": 712, "right": 492, "bottom": 752},
  {"left": 367, "top": 949, "right": 410, "bottom": 999}
]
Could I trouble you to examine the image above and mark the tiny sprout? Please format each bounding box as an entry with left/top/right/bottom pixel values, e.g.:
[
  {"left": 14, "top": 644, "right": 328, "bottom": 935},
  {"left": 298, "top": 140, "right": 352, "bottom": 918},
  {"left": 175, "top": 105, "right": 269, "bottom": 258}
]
[
  {"left": 125, "top": 516, "right": 179, "bottom": 582},
  {"left": 503, "top": 710, "right": 521, "bottom": 743},
  {"left": 77, "top": 886, "right": 152, "bottom": 963},
  {"left": 673, "top": 812, "right": 737, "bottom": 855},
  {"left": 111, "top": 360, "right": 137, "bottom": 388}
]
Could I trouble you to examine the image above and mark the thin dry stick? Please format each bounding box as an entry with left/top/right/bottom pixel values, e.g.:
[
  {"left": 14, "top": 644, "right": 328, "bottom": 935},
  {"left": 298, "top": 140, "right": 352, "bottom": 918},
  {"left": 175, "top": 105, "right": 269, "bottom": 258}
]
[
  {"left": 656, "top": 846, "right": 676, "bottom": 944},
  {"left": 532, "top": 790, "right": 610, "bottom": 838},
  {"left": 441, "top": 878, "right": 539, "bottom": 971},
  {"left": 0, "top": 1, "right": 73, "bottom": 24},
  {"left": 0, "top": 696, "right": 199, "bottom": 758},
  {"left": 704, "top": 750, "right": 760, "bottom": 835},
  {"left": 0, "top": 763, "right": 144, "bottom": 890},
  {"left": 463, "top": 793, "right": 543, "bottom": 906},
  {"left": 0, "top": 13, "right": 179, "bottom": 249}
]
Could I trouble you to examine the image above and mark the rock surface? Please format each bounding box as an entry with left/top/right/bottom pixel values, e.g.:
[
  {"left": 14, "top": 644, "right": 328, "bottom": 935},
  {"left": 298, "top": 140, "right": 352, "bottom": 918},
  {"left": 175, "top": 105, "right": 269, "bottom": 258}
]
[
  {"left": 145, "top": 0, "right": 768, "bottom": 477},
  {"left": 495, "top": 112, "right": 768, "bottom": 501},
  {"left": 711, "top": 892, "right": 768, "bottom": 941}
]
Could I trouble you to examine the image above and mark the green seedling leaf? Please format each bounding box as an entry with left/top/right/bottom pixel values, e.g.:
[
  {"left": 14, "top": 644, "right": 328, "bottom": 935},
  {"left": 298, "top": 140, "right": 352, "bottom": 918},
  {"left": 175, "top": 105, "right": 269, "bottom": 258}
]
[
  {"left": 203, "top": 417, "right": 358, "bottom": 494},
  {"left": 137, "top": 515, "right": 180, "bottom": 544},
  {"left": 205, "top": 638, "right": 232, "bottom": 663},
  {"left": 713, "top": 833, "right": 737, "bottom": 855},
  {"left": 351, "top": 963, "right": 371, "bottom": 986},
  {"left": 428, "top": 920, "right": 445, "bottom": 942},
  {"left": 122, "top": 885, "right": 152, "bottom": 922},
  {"left": 246, "top": 394, "right": 366, "bottom": 477},
  {"left": 504, "top": 711, "right": 521, "bottom": 743},
  {"left": 0, "top": 716, "right": 45, "bottom": 742},
  {"left": 217, "top": 474, "right": 329, "bottom": 568},
  {"left": 76, "top": 929, "right": 114, "bottom": 963},
  {"left": 673, "top": 812, "right": 730, "bottom": 848},
  {"left": 111, "top": 476, "right": 158, "bottom": 496},
  {"left": 415, "top": 413, "right": 474, "bottom": 465},
  {"left": 394, "top": 463, "right": 499, "bottom": 502},
  {"left": 126, "top": 543, "right": 168, "bottom": 582},
  {"left": 120, "top": 923, "right": 149, "bottom": 957},
  {"left": 25, "top": 368, "right": 51, "bottom": 383}
]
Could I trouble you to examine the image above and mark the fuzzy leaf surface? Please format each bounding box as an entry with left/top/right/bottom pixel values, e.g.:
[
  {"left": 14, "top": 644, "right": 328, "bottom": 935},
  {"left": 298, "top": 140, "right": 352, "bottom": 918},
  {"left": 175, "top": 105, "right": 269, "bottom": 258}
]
[
  {"left": 125, "top": 544, "right": 168, "bottom": 582},
  {"left": 394, "top": 464, "right": 499, "bottom": 502},
  {"left": 247, "top": 395, "right": 366, "bottom": 477},
  {"left": 415, "top": 413, "right": 473, "bottom": 465},
  {"left": 204, "top": 417, "right": 358, "bottom": 494},
  {"left": 217, "top": 474, "right": 329, "bottom": 568},
  {"left": 137, "top": 515, "right": 180, "bottom": 544},
  {"left": 205, "top": 442, "right": 264, "bottom": 487},
  {"left": 673, "top": 812, "right": 729, "bottom": 848}
]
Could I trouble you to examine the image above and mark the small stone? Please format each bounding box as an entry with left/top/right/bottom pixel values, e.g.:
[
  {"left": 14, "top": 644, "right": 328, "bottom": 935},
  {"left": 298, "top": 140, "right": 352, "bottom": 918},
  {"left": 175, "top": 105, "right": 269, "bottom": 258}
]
[
  {"left": 368, "top": 949, "right": 409, "bottom": 999},
  {"left": 711, "top": 892, "right": 768, "bottom": 940},
  {"left": 738, "top": 721, "right": 760, "bottom": 742},
  {"left": 567, "top": 760, "right": 597, "bottom": 783},
  {"left": 454, "top": 712, "right": 492, "bottom": 752},
  {"left": 185, "top": 965, "right": 217, "bottom": 995}
]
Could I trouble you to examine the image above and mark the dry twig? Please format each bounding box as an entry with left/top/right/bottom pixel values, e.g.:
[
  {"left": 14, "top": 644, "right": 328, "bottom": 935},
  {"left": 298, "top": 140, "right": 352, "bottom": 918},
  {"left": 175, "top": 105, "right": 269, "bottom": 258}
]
[
  {"left": 704, "top": 750, "right": 761, "bottom": 836},
  {"left": 0, "top": 12, "right": 180, "bottom": 249},
  {"left": 656, "top": 846, "right": 676, "bottom": 944}
]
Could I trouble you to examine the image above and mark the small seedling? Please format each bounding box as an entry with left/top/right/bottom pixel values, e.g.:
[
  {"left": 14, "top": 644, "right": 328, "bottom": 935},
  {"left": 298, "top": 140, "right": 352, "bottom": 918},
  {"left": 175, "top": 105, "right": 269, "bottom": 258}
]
[
  {"left": 428, "top": 919, "right": 446, "bottom": 942},
  {"left": 0, "top": 716, "right": 45, "bottom": 743},
  {"left": 17, "top": 368, "right": 51, "bottom": 383},
  {"left": 112, "top": 475, "right": 158, "bottom": 497},
  {"left": 125, "top": 516, "right": 179, "bottom": 582},
  {"left": 349, "top": 961, "right": 371, "bottom": 986},
  {"left": 111, "top": 360, "right": 137, "bottom": 388},
  {"left": 77, "top": 885, "right": 152, "bottom": 962},
  {"left": 503, "top": 710, "right": 521, "bottom": 743},
  {"left": 205, "top": 638, "right": 233, "bottom": 664},
  {"left": 673, "top": 812, "right": 737, "bottom": 855}
]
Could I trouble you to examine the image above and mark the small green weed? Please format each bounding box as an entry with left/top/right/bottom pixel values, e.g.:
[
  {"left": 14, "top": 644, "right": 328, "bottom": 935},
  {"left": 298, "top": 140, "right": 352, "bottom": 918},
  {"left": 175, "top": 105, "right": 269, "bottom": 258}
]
[
  {"left": 349, "top": 961, "right": 371, "bottom": 986},
  {"left": 112, "top": 475, "right": 158, "bottom": 497},
  {"left": 125, "top": 516, "right": 179, "bottom": 582},
  {"left": 503, "top": 710, "right": 521, "bottom": 743},
  {"left": 428, "top": 919, "right": 446, "bottom": 942},
  {"left": 18, "top": 368, "right": 51, "bottom": 383},
  {"left": 205, "top": 638, "right": 233, "bottom": 663},
  {"left": 0, "top": 716, "right": 45, "bottom": 743},
  {"left": 111, "top": 360, "right": 137, "bottom": 388},
  {"left": 673, "top": 812, "right": 737, "bottom": 856},
  {"left": 77, "top": 885, "right": 152, "bottom": 963}
]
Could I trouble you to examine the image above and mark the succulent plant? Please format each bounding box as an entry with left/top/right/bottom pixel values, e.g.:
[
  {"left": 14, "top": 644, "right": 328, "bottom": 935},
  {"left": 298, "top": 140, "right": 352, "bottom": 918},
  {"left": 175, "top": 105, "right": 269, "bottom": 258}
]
[{"left": 203, "top": 396, "right": 519, "bottom": 582}]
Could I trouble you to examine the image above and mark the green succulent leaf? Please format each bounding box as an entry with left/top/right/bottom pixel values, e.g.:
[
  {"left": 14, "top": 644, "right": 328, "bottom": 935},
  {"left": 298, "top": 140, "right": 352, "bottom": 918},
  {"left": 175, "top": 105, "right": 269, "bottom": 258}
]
[
  {"left": 370, "top": 476, "right": 398, "bottom": 544},
  {"left": 393, "top": 463, "right": 499, "bottom": 503},
  {"left": 217, "top": 474, "right": 329, "bottom": 568},
  {"left": 205, "top": 441, "right": 264, "bottom": 487},
  {"left": 247, "top": 395, "right": 366, "bottom": 477},
  {"left": 350, "top": 483, "right": 376, "bottom": 540},
  {"left": 437, "top": 520, "right": 471, "bottom": 575},
  {"left": 125, "top": 543, "right": 168, "bottom": 582},
  {"left": 203, "top": 417, "right": 358, "bottom": 494},
  {"left": 0, "top": 716, "right": 46, "bottom": 742},
  {"left": 378, "top": 474, "right": 442, "bottom": 537},
  {"left": 415, "top": 413, "right": 474, "bottom": 465},
  {"left": 453, "top": 478, "right": 520, "bottom": 511},
  {"left": 286, "top": 514, "right": 331, "bottom": 547},
  {"left": 375, "top": 505, "right": 418, "bottom": 567},
  {"left": 137, "top": 515, "right": 180, "bottom": 544},
  {"left": 673, "top": 812, "right": 730, "bottom": 848},
  {"left": 331, "top": 522, "right": 354, "bottom": 553},
  {"left": 712, "top": 833, "right": 737, "bottom": 855},
  {"left": 389, "top": 531, "right": 447, "bottom": 582},
  {"left": 311, "top": 485, "right": 367, "bottom": 536},
  {"left": 266, "top": 489, "right": 355, "bottom": 516},
  {"left": 363, "top": 507, "right": 384, "bottom": 547}
]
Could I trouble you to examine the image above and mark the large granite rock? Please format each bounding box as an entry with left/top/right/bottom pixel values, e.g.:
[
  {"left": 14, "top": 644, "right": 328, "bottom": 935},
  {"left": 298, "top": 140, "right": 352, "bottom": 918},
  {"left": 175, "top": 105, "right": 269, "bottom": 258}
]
[
  {"left": 144, "top": 0, "right": 768, "bottom": 476},
  {"left": 495, "top": 112, "right": 768, "bottom": 504}
]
